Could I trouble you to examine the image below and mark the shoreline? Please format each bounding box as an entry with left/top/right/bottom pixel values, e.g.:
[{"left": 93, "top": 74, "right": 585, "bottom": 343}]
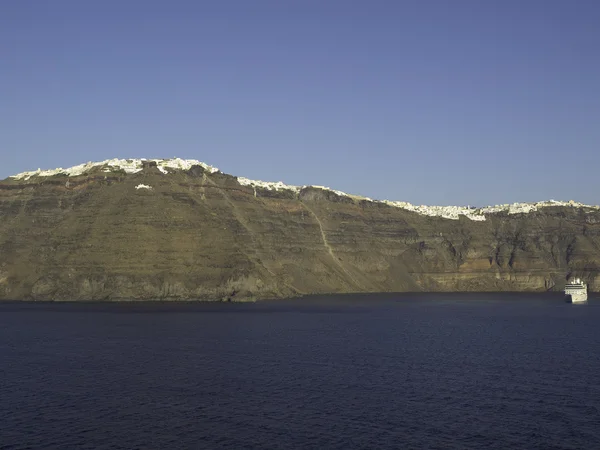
[{"left": 0, "top": 290, "right": 577, "bottom": 305}]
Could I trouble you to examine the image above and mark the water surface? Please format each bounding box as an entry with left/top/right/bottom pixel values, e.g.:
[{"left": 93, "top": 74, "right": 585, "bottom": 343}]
[{"left": 1, "top": 293, "right": 599, "bottom": 449}]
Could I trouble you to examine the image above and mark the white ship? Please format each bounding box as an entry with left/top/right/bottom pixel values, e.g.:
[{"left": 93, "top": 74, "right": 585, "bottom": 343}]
[{"left": 565, "top": 278, "right": 588, "bottom": 303}]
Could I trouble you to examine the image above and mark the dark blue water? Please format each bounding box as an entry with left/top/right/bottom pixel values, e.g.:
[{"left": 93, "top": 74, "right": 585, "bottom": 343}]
[{"left": 1, "top": 293, "right": 600, "bottom": 449}]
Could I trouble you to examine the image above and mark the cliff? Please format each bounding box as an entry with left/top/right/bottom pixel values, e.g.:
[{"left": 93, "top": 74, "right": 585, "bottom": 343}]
[{"left": 1, "top": 158, "right": 599, "bottom": 301}]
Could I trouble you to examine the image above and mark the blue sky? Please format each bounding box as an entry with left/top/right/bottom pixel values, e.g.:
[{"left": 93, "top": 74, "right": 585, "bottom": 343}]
[{"left": 2, "top": 0, "right": 599, "bottom": 206}]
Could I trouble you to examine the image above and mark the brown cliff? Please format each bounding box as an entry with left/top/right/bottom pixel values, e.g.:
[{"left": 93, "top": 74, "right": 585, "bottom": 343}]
[{"left": 0, "top": 160, "right": 598, "bottom": 301}]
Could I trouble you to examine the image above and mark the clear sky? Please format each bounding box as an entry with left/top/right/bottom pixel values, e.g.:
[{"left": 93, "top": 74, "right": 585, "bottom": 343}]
[{"left": 2, "top": 0, "right": 599, "bottom": 206}]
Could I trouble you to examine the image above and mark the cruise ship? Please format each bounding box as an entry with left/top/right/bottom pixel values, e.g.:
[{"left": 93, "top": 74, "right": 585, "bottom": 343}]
[{"left": 565, "top": 278, "right": 588, "bottom": 303}]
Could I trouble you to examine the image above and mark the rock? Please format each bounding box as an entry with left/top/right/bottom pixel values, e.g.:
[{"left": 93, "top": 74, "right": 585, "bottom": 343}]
[
  {"left": 186, "top": 165, "right": 205, "bottom": 177},
  {"left": 142, "top": 160, "right": 158, "bottom": 170},
  {"left": 0, "top": 164, "right": 599, "bottom": 300}
]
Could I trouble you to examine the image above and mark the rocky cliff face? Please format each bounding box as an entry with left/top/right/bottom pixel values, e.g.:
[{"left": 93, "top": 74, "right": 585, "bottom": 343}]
[{"left": 1, "top": 159, "right": 599, "bottom": 301}]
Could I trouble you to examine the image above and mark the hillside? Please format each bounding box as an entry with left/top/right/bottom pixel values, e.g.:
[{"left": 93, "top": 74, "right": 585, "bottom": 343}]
[{"left": 1, "top": 158, "right": 599, "bottom": 301}]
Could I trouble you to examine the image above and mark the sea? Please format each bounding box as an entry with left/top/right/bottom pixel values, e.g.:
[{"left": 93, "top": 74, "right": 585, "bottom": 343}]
[{"left": 1, "top": 293, "right": 599, "bottom": 449}]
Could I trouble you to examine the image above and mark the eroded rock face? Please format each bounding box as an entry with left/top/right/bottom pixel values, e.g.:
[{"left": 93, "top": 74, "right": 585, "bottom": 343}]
[{"left": 0, "top": 166, "right": 599, "bottom": 301}]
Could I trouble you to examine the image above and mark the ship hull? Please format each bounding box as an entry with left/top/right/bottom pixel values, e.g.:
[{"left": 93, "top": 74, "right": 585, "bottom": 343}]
[{"left": 565, "top": 292, "right": 588, "bottom": 303}]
